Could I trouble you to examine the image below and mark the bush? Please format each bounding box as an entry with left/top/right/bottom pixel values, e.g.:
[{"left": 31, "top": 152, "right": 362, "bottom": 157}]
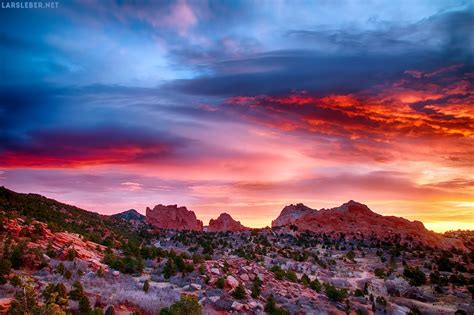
[
  {"left": 310, "top": 279, "right": 322, "bottom": 292},
  {"left": 270, "top": 265, "right": 285, "bottom": 280},
  {"left": 0, "top": 258, "right": 11, "bottom": 284},
  {"left": 286, "top": 270, "right": 298, "bottom": 282},
  {"left": 354, "top": 288, "right": 364, "bottom": 297},
  {"left": 324, "top": 283, "right": 348, "bottom": 302},
  {"left": 216, "top": 277, "right": 225, "bottom": 289},
  {"left": 403, "top": 266, "right": 426, "bottom": 286},
  {"left": 70, "top": 281, "right": 85, "bottom": 301},
  {"left": 374, "top": 268, "right": 386, "bottom": 279},
  {"left": 159, "top": 295, "right": 202, "bottom": 315},
  {"left": 264, "top": 294, "right": 289, "bottom": 315},
  {"left": 105, "top": 306, "right": 115, "bottom": 315},
  {"left": 164, "top": 259, "right": 177, "bottom": 279},
  {"left": 42, "top": 283, "right": 68, "bottom": 307},
  {"left": 251, "top": 277, "right": 262, "bottom": 298},
  {"left": 143, "top": 280, "right": 150, "bottom": 293},
  {"left": 79, "top": 295, "right": 92, "bottom": 314},
  {"left": 232, "top": 283, "right": 246, "bottom": 300}
]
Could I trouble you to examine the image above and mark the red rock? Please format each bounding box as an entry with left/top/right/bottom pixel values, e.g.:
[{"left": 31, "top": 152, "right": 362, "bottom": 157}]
[
  {"left": 273, "top": 200, "right": 463, "bottom": 250},
  {"left": 271, "top": 203, "right": 315, "bottom": 227},
  {"left": 146, "top": 204, "right": 203, "bottom": 231},
  {"left": 225, "top": 275, "right": 239, "bottom": 289},
  {"left": 207, "top": 213, "right": 248, "bottom": 232}
]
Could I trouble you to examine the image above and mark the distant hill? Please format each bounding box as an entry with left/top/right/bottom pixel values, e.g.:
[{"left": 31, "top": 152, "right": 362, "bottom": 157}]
[
  {"left": 0, "top": 186, "right": 150, "bottom": 246},
  {"left": 112, "top": 209, "right": 145, "bottom": 222}
]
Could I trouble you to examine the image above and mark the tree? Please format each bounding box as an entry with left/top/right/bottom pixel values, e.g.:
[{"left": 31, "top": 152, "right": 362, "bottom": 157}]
[
  {"left": 232, "top": 283, "right": 246, "bottom": 300},
  {"left": 42, "top": 283, "right": 68, "bottom": 308},
  {"left": 10, "top": 243, "right": 26, "bottom": 269},
  {"left": 251, "top": 277, "right": 262, "bottom": 298},
  {"left": 143, "top": 280, "right": 150, "bottom": 293},
  {"left": 104, "top": 306, "right": 116, "bottom": 315},
  {"left": 79, "top": 295, "right": 92, "bottom": 314},
  {"left": 164, "top": 258, "right": 177, "bottom": 279},
  {"left": 8, "top": 278, "right": 41, "bottom": 314},
  {"left": 0, "top": 258, "right": 11, "bottom": 284},
  {"left": 70, "top": 281, "right": 85, "bottom": 301}
]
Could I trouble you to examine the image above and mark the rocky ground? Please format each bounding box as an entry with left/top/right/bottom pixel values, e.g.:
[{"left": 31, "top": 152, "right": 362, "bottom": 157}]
[{"left": 1, "top": 215, "right": 472, "bottom": 314}]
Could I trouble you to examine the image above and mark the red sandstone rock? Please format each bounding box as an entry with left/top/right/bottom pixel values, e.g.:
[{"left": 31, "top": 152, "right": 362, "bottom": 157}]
[
  {"left": 207, "top": 213, "right": 248, "bottom": 232},
  {"left": 146, "top": 204, "right": 203, "bottom": 231},
  {"left": 271, "top": 203, "right": 315, "bottom": 227},
  {"left": 273, "top": 200, "right": 463, "bottom": 249}
]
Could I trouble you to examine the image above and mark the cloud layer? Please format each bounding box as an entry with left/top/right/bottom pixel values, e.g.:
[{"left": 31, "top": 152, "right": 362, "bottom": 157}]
[{"left": 0, "top": 1, "right": 472, "bottom": 231}]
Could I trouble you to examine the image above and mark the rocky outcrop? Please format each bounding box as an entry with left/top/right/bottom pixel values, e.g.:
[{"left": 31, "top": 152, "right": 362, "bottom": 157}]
[
  {"left": 208, "top": 213, "right": 248, "bottom": 232},
  {"left": 273, "top": 200, "right": 462, "bottom": 249},
  {"left": 146, "top": 204, "right": 203, "bottom": 231},
  {"left": 271, "top": 203, "right": 315, "bottom": 227}
]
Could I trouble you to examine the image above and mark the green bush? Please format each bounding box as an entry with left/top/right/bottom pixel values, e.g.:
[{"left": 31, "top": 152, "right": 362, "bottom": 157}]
[
  {"left": 159, "top": 295, "right": 202, "bottom": 315},
  {"left": 143, "top": 280, "right": 150, "bottom": 293},
  {"left": 324, "top": 283, "right": 348, "bottom": 302},
  {"left": 232, "top": 283, "right": 246, "bottom": 300},
  {"left": 216, "top": 277, "right": 225, "bottom": 289},
  {"left": 264, "top": 294, "right": 289, "bottom": 315},
  {"left": 310, "top": 279, "right": 322, "bottom": 292},
  {"left": 403, "top": 266, "right": 426, "bottom": 286}
]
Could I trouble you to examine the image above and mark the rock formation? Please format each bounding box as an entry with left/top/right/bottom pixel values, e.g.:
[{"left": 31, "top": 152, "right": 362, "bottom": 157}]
[
  {"left": 271, "top": 203, "right": 315, "bottom": 227},
  {"left": 146, "top": 204, "right": 203, "bottom": 231},
  {"left": 272, "top": 200, "right": 461, "bottom": 249},
  {"left": 208, "top": 213, "right": 248, "bottom": 232}
]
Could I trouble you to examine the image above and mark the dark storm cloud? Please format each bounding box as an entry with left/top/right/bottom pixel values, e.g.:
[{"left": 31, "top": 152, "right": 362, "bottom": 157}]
[{"left": 168, "top": 8, "right": 473, "bottom": 97}]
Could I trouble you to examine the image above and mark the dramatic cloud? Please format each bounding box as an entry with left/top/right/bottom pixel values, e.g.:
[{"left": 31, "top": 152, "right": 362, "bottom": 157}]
[
  {"left": 1, "top": 1, "right": 472, "bottom": 231},
  {"left": 0, "top": 126, "right": 188, "bottom": 168}
]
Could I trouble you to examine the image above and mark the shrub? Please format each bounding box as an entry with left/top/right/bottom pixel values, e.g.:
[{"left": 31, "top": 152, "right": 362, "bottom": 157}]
[
  {"left": 264, "top": 294, "right": 289, "bottom": 315},
  {"left": 354, "top": 289, "right": 364, "bottom": 297},
  {"left": 67, "top": 247, "right": 76, "bottom": 261},
  {"left": 232, "top": 283, "right": 246, "bottom": 300},
  {"left": 403, "top": 266, "right": 426, "bottom": 286},
  {"left": 300, "top": 274, "right": 310, "bottom": 287},
  {"left": 270, "top": 265, "right": 285, "bottom": 280},
  {"left": 286, "top": 270, "right": 298, "bottom": 282},
  {"left": 143, "top": 280, "right": 150, "bottom": 293},
  {"left": 159, "top": 295, "right": 202, "bottom": 315},
  {"left": 79, "top": 295, "right": 92, "bottom": 314},
  {"left": 70, "top": 281, "right": 85, "bottom": 301},
  {"left": 310, "top": 279, "right": 322, "bottom": 292},
  {"left": 164, "top": 259, "right": 177, "bottom": 279},
  {"left": 216, "top": 277, "right": 225, "bottom": 289},
  {"left": 42, "top": 283, "right": 68, "bottom": 307},
  {"left": 324, "top": 283, "right": 348, "bottom": 302},
  {"left": 0, "top": 258, "right": 11, "bottom": 284},
  {"left": 104, "top": 306, "right": 115, "bottom": 315},
  {"left": 374, "top": 268, "right": 385, "bottom": 279},
  {"left": 251, "top": 277, "right": 262, "bottom": 298}
]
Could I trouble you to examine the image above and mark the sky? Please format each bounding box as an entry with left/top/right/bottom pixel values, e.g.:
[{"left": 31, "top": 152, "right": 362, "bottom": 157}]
[{"left": 0, "top": 0, "right": 473, "bottom": 232}]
